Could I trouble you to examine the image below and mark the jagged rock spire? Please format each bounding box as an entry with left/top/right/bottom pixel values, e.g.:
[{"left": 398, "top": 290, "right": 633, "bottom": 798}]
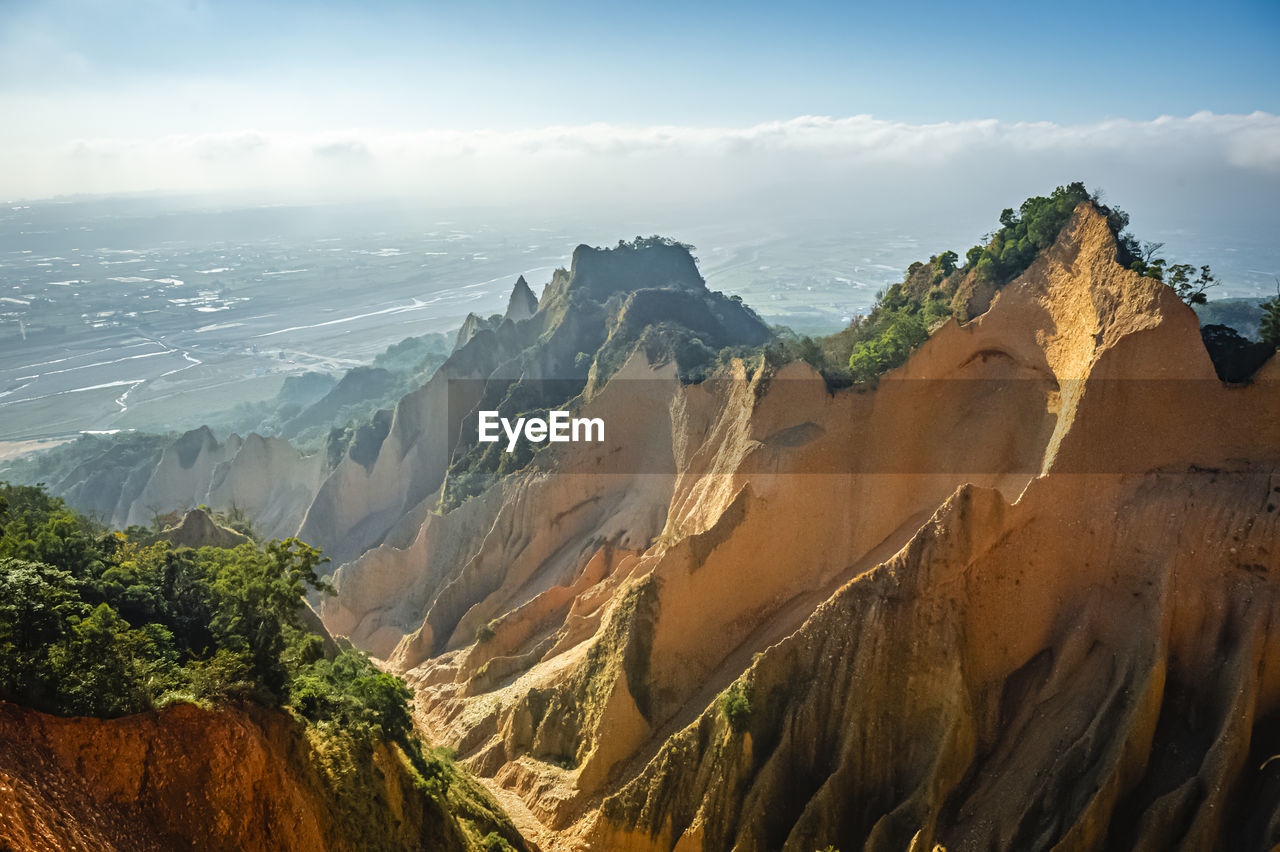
[{"left": 505, "top": 275, "right": 538, "bottom": 321}]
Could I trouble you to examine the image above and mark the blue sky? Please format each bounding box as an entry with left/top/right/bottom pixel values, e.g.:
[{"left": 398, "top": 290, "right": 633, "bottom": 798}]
[
  {"left": 1, "top": 0, "right": 1278, "bottom": 202},
  {"left": 4, "top": 0, "right": 1277, "bottom": 128}
]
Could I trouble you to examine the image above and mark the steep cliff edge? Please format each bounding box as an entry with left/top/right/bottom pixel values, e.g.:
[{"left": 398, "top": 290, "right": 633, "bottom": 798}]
[
  {"left": 591, "top": 468, "right": 1280, "bottom": 851},
  {"left": 318, "top": 203, "right": 1278, "bottom": 850},
  {"left": 10, "top": 426, "right": 326, "bottom": 541},
  {"left": 0, "top": 701, "right": 468, "bottom": 852},
  {"left": 507, "top": 275, "right": 539, "bottom": 322},
  {"left": 302, "top": 237, "right": 768, "bottom": 565}
]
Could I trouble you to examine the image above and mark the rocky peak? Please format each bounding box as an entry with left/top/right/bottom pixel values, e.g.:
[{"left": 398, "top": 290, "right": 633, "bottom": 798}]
[
  {"left": 172, "top": 424, "right": 220, "bottom": 469},
  {"left": 541, "top": 237, "right": 706, "bottom": 308},
  {"left": 453, "top": 311, "right": 498, "bottom": 351},
  {"left": 157, "top": 507, "right": 250, "bottom": 549},
  {"left": 505, "top": 275, "right": 539, "bottom": 321}
]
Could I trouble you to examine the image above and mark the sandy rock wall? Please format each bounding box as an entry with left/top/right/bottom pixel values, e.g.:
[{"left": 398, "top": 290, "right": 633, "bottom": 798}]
[
  {"left": 0, "top": 701, "right": 463, "bottom": 852},
  {"left": 298, "top": 303, "right": 546, "bottom": 565},
  {"left": 590, "top": 468, "right": 1280, "bottom": 851},
  {"left": 319, "top": 203, "right": 1278, "bottom": 849},
  {"left": 99, "top": 427, "right": 325, "bottom": 540}
]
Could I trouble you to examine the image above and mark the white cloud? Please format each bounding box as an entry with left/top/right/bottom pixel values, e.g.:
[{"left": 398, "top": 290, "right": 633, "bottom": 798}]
[{"left": 5, "top": 113, "right": 1280, "bottom": 220}]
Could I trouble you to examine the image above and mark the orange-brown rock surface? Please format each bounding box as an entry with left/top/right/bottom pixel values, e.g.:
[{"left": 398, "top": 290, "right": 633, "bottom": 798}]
[
  {"left": 0, "top": 701, "right": 465, "bottom": 852},
  {"left": 318, "top": 203, "right": 1279, "bottom": 850}
]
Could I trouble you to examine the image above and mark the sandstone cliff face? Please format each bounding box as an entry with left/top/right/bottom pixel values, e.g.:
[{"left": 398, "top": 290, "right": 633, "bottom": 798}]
[
  {"left": 302, "top": 242, "right": 767, "bottom": 566},
  {"left": 299, "top": 316, "right": 536, "bottom": 565},
  {"left": 317, "top": 204, "right": 1278, "bottom": 850},
  {"left": 202, "top": 431, "right": 328, "bottom": 538},
  {"left": 0, "top": 701, "right": 464, "bottom": 852},
  {"left": 592, "top": 468, "right": 1280, "bottom": 851},
  {"left": 31, "top": 426, "right": 325, "bottom": 541}
]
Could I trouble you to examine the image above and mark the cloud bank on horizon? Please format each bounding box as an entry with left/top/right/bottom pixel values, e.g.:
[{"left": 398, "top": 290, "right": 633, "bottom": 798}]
[
  {"left": 8, "top": 112, "right": 1278, "bottom": 227},
  {"left": 3, "top": 0, "right": 1275, "bottom": 229}
]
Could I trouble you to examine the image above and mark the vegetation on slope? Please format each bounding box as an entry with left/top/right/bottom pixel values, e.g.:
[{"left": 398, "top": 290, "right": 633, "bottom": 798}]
[
  {"left": 830, "top": 182, "right": 1117, "bottom": 383},
  {"left": 1262, "top": 283, "right": 1280, "bottom": 348},
  {"left": 753, "top": 184, "right": 1267, "bottom": 387},
  {"left": 0, "top": 481, "right": 524, "bottom": 850}
]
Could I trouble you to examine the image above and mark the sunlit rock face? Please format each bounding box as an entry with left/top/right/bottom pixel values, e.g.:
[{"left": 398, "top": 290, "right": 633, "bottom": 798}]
[
  {"left": 16, "top": 208, "right": 1277, "bottom": 850},
  {"left": 322, "top": 204, "right": 1279, "bottom": 851},
  {"left": 0, "top": 701, "right": 467, "bottom": 852}
]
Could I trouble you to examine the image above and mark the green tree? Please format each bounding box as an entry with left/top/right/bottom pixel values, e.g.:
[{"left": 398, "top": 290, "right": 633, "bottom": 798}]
[
  {"left": 49, "top": 603, "right": 178, "bottom": 716},
  {"left": 208, "top": 538, "right": 330, "bottom": 697},
  {"left": 719, "top": 683, "right": 752, "bottom": 734},
  {"left": 290, "top": 649, "right": 414, "bottom": 741},
  {"left": 965, "top": 183, "right": 1095, "bottom": 287},
  {"left": 930, "top": 250, "right": 959, "bottom": 284},
  {"left": 936, "top": 250, "right": 959, "bottom": 276},
  {"left": 849, "top": 313, "right": 930, "bottom": 382},
  {"left": 1167, "top": 263, "right": 1219, "bottom": 305},
  {"left": 1261, "top": 281, "right": 1280, "bottom": 348},
  {"left": 0, "top": 558, "right": 86, "bottom": 708},
  {"left": 0, "top": 480, "right": 423, "bottom": 770}
]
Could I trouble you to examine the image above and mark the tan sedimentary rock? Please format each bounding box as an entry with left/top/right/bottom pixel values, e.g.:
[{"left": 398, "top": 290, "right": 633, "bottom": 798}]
[
  {"left": 0, "top": 701, "right": 465, "bottom": 852},
  {"left": 204, "top": 431, "right": 326, "bottom": 539},
  {"left": 303, "top": 241, "right": 766, "bottom": 568},
  {"left": 122, "top": 426, "right": 241, "bottom": 528},
  {"left": 155, "top": 506, "right": 250, "bottom": 549},
  {"left": 116, "top": 427, "right": 325, "bottom": 541},
  {"left": 321, "top": 203, "right": 1279, "bottom": 850}
]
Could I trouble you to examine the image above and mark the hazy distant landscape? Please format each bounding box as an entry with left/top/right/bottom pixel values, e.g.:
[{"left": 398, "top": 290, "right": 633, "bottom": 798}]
[
  {"left": 3, "top": 195, "right": 1276, "bottom": 445},
  {"left": 0, "top": 198, "right": 958, "bottom": 442}
]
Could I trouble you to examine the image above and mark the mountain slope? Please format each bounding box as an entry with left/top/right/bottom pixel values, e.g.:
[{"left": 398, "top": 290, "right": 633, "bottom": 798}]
[
  {"left": 300, "top": 237, "right": 768, "bottom": 565},
  {"left": 3, "top": 204, "right": 1276, "bottom": 850},
  {"left": 317, "top": 202, "right": 1278, "bottom": 850}
]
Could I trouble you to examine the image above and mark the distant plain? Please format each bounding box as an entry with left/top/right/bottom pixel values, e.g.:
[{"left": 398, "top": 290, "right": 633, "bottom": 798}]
[{"left": 1, "top": 196, "right": 1276, "bottom": 444}]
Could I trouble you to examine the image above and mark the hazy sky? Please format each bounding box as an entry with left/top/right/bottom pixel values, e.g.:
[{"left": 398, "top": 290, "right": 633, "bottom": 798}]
[{"left": 2, "top": 0, "right": 1279, "bottom": 211}]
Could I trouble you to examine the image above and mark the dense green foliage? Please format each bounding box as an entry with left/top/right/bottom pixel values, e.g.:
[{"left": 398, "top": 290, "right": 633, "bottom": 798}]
[
  {"left": 719, "top": 682, "right": 752, "bottom": 734},
  {"left": 967, "top": 182, "right": 1099, "bottom": 287},
  {"left": 764, "top": 183, "right": 1230, "bottom": 387},
  {"left": 0, "top": 482, "right": 413, "bottom": 745},
  {"left": 845, "top": 286, "right": 953, "bottom": 383},
  {"left": 1262, "top": 284, "right": 1280, "bottom": 348},
  {"left": 0, "top": 480, "right": 539, "bottom": 845},
  {"left": 482, "top": 832, "right": 517, "bottom": 852},
  {"left": 614, "top": 234, "right": 696, "bottom": 254},
  {"left": 3, "top": 481, "right": 535, "bottom": 847},
  {"left": 820, "top": 183, "right": 1105, "bottom": 385},
  {"left": 291, "top": 651, "right": 414, "bottom": 741}
]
